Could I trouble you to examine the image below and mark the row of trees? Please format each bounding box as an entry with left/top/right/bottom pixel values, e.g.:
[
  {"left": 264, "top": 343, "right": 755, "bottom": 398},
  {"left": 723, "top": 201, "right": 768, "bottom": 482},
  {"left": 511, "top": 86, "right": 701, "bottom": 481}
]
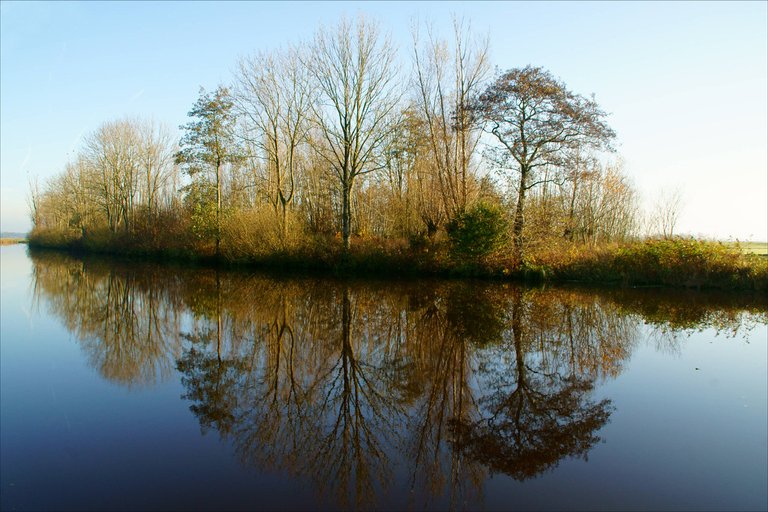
[
  {"left": 30, "top": 16, "right": 661, "bottom": 265},
  {"left": 29, "top": 118, "right": 178, "bottom": 235}
]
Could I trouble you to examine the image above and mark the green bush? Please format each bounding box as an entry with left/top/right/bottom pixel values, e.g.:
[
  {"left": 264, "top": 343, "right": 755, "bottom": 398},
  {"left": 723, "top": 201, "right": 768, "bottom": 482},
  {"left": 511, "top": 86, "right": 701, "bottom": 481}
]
[{"left": 446, "top": 201, "right": 508, "bottom": 262}]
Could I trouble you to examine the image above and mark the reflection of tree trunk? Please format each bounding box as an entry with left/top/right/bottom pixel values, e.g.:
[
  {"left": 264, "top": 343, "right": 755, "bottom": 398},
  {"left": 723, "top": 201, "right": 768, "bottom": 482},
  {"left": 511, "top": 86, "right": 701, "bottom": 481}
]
[
  {"left": 450, "top": 337, "right": 468, "bottom": 509},
  {"left": 341, "top": 286, "right": 353, "bottom": 428},
  {"left": 271, "top": 296, "right": 289, "bottom": 404},
  {"left": 566, "top": 305, "right": 576, "bottom": 376},
  {"left": 342, "top": 287, "right": 351, "bottom": 357},
  {"left": 510, "top": 286, "right": 529, "bottom": 442},
  {"left": 511, "top": 287, "right": 525, "bottom": 381},
  {"left": 216, "top": 270, "right": 222, "bottom": 365}
]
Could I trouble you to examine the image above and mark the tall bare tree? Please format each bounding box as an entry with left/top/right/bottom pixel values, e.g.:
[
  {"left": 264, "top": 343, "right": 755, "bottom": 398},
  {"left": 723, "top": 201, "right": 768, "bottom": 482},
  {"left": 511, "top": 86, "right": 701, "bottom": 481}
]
[
  {"left": 82, "top": 119, "right": 142, "bottom": 233},
  {"left": 137, "top": 120, "right": 176, "bottom": 225},
  {"left": 27, "top": 174, "right": 42, "bottom": 228},
  {"left": 649, "top": 187, "right": 683, "bottom": 239},
  {"left": 475, "top": 66, "right": 616, "bottom": 263},
  {"left": 234, "top": 46, "right": 312, "bottom": 236},
  {"left": 412, "top": 17, "right": 490, "bottom": 221},
  {"left": 304, "top": 16, "right": 401, "bottom": 251}
]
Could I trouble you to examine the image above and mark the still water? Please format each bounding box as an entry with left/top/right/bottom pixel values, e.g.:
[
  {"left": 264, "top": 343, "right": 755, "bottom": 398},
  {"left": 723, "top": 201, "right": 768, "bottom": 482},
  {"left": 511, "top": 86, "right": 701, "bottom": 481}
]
[{"left": 1, "top": 244, "right": 766, "bottom": 511}]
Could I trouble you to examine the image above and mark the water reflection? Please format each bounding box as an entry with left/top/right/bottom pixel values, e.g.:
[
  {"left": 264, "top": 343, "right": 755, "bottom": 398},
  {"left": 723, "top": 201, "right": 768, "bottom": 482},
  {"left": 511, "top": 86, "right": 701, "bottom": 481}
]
[
  {"left": 29, "top": 249, "right": 767, "bottom": 509},
  {"left": 31, "top": 252, "right": 183, "bottom": 386},
  {"left": 449, "top": 287, "right": 616, "bottom": 481}
]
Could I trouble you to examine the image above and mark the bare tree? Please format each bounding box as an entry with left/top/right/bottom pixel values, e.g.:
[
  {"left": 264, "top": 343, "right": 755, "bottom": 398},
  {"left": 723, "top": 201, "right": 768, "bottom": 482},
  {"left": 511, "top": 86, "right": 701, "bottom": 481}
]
[
  {"left": 411, "top": 17, "right": 490, "bottom": 222},
  {"left": 304, "top": 16, "right": 401, "bottom": 251},
  {"left": 649, "top": 187, "right": 683, "bottom": 238},
  {"left": 559, "top": 156, "right": 638, "bottom": 244},
  {"left": 475, "top": 66, "right": 616, "bottom": 263},
  {"left": 82, "top": 119, "right": 142, "bottom": 233},
  {"left": 27, "top": 174, "right": 42, "bottom": 229},
  {"left": 234, "top": 46, "right": 312, "bottom": 236},
  {"left": 136, "top": 120, "right": 175, "bottom": 225}
]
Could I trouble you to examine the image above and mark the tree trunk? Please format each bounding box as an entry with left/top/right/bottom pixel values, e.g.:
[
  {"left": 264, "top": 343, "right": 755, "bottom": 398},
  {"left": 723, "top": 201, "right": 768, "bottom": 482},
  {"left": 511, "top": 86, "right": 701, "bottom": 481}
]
[
  {"left": 341, "top": 179, "right": 352, "bottom": 252},
  {"left": 216, "top": 160, "right": 222, "bottom": 258},
  {"left": 511, "top": 287, "right": 526, "bottom": 386},
  {"left": 566, "top": 174, "right": 578, "bottom": 241},
  {"left": 512, "top": 169, "right": 528, "bottom": 264}
]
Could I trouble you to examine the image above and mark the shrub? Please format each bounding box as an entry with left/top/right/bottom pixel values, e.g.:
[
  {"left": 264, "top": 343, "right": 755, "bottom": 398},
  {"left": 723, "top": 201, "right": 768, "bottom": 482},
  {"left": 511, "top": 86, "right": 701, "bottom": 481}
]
[
  {"left": 28, "top": 227, "right": 81, "bottom": 248},
  {"left": 221, "top": 207, "right": 307, "bottom": 262},
  {"left": 446, "top": 201, "right": 508, "bottom": 263},
  {"left": 538, "top": 237, "right": 768, "bottom": 291}
]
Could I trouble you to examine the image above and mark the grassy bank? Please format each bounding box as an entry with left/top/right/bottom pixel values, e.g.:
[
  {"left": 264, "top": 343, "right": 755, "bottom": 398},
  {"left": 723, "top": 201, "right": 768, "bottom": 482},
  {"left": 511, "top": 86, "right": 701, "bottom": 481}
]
[
  {"left": 531, "top": 238, "right": 768, "bottom": 290},
  {"left": 0, "top": 238, "right": 27, "bottom": 245},
  {"left": 27, "top": 227, "right": 768, "bottom": 291}
]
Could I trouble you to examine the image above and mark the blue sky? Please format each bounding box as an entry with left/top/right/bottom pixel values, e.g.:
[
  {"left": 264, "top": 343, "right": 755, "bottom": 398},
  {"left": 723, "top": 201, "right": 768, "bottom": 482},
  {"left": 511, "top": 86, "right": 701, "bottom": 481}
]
[{"left": 2, "top": 1, "right": 766, "bottom": 239}]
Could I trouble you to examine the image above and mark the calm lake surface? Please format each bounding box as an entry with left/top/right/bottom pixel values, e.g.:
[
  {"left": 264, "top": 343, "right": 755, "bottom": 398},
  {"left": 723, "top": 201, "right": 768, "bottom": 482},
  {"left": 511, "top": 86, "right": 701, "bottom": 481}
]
[{"left": 1, "top": 244, "right": 766, "bottom": 511}]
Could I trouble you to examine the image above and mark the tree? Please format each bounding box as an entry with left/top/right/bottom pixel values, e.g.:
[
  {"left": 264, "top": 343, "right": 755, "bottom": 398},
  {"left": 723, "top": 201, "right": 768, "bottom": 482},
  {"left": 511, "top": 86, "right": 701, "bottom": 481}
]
[
  {"left": 305, "top": 16, "right": 401, "bottom": 251},
  {"left": 411, "top": 17, "right": 490, "bottom": 222},
  {"left": 176, "top": 86, "right": 241, "bottom": 257},
  {"left": 82, "top": 119, "right": 141, "bottom": 233},
  {"left": 649, "top": 187, "right": 683, "bottom": 238},
  {"left": 561, "top": 156, "right": 638, "bottom": 244},
  {"left": 27, "top": 174, "right": 42, "bottom": 228},
  {"left": 136, "top": 120, "right": 176, "bottom": 226},
  {"left": 234, "top": 46, "right": 311, "bottom": 236},
  {"left": 475, "top": 66, "right": 616, "bottom": 264}
]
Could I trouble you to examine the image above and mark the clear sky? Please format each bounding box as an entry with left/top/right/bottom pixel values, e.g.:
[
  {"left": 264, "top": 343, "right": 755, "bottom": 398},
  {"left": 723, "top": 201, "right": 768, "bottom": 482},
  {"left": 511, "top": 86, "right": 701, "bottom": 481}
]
[{"left": 2, "top": 1, "right": 766, "bottom": 240}]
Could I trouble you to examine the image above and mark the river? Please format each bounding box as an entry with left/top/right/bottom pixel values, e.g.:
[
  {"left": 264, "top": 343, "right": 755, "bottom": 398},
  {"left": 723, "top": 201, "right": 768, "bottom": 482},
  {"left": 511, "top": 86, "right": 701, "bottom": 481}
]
[{"left": 1, "top": 244, "right": 766, "bottom": 510}]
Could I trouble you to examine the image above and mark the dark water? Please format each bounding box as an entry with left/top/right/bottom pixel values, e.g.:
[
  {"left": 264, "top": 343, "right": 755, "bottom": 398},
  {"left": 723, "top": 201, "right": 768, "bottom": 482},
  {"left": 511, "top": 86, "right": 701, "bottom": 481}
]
[{"left": 1, "top": 244, "right": 766, "bottom": 511}]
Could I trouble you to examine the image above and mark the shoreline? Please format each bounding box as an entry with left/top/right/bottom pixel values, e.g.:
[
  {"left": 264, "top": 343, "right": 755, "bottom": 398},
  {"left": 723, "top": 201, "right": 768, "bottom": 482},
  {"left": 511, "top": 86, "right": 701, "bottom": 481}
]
[{"left": 24, "top": 234, "right": 768, "bottom": 293}]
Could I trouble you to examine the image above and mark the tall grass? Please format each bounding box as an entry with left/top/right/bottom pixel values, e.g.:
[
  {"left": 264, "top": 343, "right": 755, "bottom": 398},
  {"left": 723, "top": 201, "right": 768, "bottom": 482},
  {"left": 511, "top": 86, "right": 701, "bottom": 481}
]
[
  {"left": 28, "top": 226, "right": 768, "bottom": 291},
  {"left": 535, "top": 237, "right": 768, "bottom": 291}
]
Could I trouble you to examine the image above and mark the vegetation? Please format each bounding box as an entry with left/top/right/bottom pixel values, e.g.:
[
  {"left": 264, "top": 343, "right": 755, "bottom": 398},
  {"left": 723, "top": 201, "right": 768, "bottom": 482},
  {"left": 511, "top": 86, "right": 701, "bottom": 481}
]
[
  {"left": 473, "top": 65, "right": 616, "bottom": 263},
  {"left": 533, "top": 237, "right": 768, "bottom": 291},
  {"left": 446, "top": 201, "right": 507, "bottom": 264},
  {"left": 0, "top": 238, "right": 26, "bottom": 245},
  {"left": 25, "top": 15, "right": 765, "bottom": 291}
]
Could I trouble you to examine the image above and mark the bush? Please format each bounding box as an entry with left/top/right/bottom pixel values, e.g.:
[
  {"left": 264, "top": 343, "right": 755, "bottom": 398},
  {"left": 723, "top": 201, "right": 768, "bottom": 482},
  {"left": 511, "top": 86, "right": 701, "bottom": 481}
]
[
  {"left": 446, "top": 201, "right": 508, "bottom": 263},
  {"left": 221, "top": 207, "right": 305, "bottom": 262},
  {"left": 28, "top": 227, "right": 81, "bottom": 248}
]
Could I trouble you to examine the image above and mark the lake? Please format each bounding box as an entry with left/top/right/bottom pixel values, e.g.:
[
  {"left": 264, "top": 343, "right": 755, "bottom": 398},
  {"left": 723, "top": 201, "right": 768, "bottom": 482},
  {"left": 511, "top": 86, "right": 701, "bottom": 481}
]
[{"left": 1, "top": 244, "right": 766, "bottom": 511}]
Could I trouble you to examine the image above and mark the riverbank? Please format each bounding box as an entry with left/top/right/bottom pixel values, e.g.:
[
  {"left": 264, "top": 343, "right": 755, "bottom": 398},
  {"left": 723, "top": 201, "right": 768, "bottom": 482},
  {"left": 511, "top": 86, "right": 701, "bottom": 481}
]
[
  {"left": 27, "top": 228, "right": 768, "bottom": 291},
  {"left": 0, "top": 238, "right": 27, "bottom": 245}
]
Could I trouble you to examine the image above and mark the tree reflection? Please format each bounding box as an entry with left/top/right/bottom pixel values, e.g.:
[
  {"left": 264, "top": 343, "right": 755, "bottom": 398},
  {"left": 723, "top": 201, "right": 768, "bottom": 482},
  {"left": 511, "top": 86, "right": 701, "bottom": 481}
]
[
  {"left": 28, "top": 249, "right": 766, "bottom": 509},
  {"left": 450, "top": 288, "right": 614, "bottom": 480},
  {"left": 30, "top": 251, "right": 182, "bottom": 386},
  {"left": 176, "top": 333, "right": 244, "bottom": 436},
  {"left": 301, "top": 286, "right": 405, "bottom": 508},
  {"left": 174, "top": 279, "right": 408, "bottom": 508}
]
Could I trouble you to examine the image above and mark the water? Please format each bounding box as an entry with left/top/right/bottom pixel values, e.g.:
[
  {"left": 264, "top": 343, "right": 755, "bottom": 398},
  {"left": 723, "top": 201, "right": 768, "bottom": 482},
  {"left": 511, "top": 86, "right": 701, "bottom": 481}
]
[{"left": 1, "top": 244, "right": 766, "bottom": 511}]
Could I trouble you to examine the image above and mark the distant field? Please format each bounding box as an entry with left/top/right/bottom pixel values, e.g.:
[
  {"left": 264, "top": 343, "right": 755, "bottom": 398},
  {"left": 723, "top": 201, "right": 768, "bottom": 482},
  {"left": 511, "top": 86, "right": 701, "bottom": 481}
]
[{"left": 729, "top": 241, "right": 768, "bottom": 255}]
